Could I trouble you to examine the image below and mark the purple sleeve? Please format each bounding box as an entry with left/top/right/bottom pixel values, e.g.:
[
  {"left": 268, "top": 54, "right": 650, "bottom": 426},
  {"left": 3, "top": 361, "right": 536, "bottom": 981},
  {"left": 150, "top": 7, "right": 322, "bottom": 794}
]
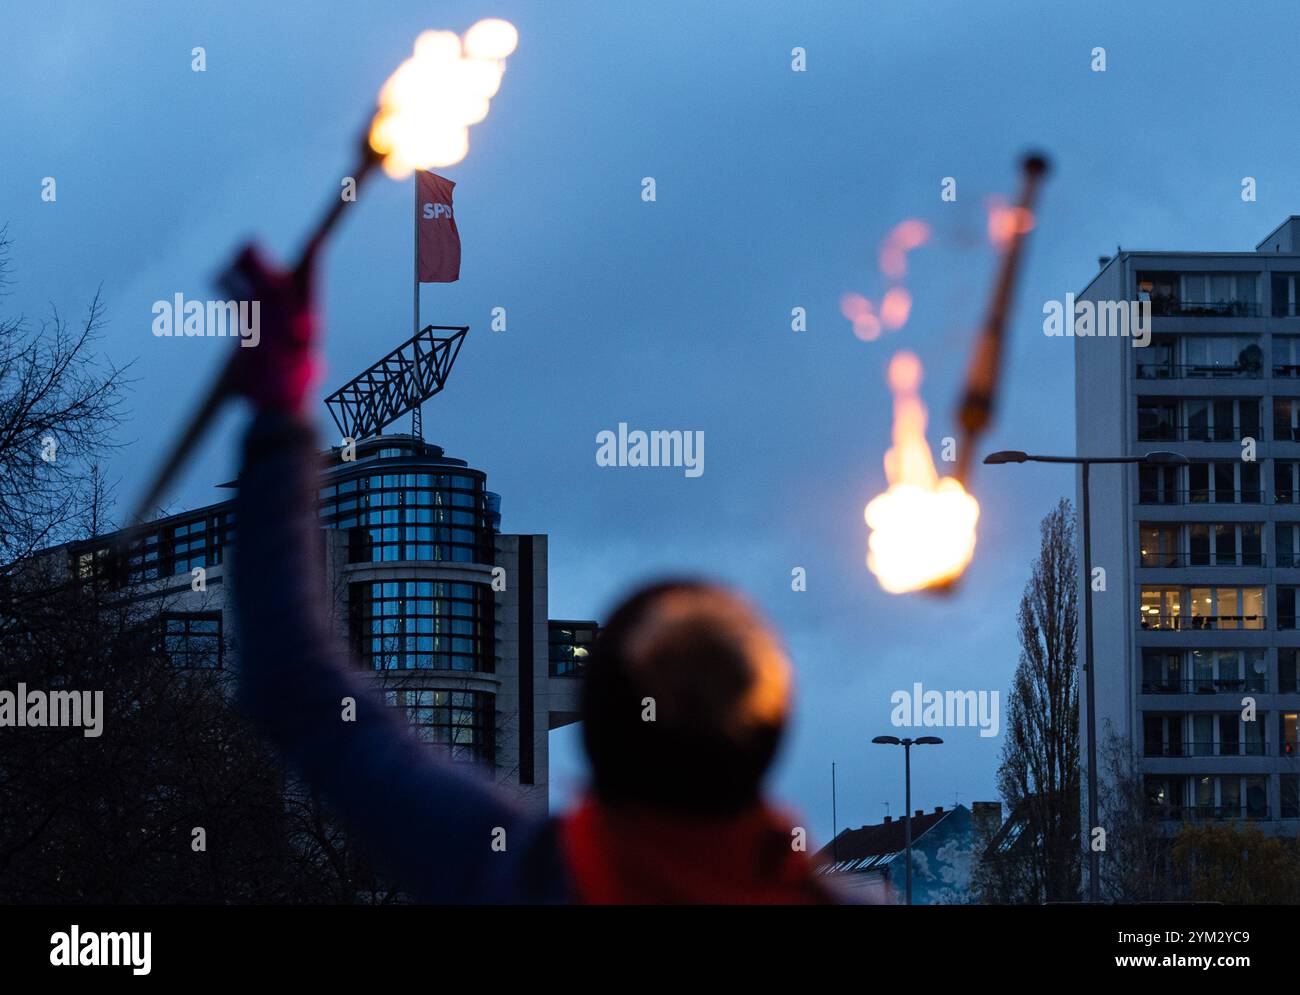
[{"left": 232, "top": 413, "right": 568, "bottom": 903}]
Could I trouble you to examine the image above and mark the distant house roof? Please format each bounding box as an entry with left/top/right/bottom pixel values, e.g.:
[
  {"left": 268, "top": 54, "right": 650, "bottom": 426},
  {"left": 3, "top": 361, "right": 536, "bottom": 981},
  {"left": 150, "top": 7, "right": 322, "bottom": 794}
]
[
  {"left": 980, "top": 796, "right": 1047, "bottom": 862},
  {"left": 815, "top": 808, "right": 955, "bottom": 875}
]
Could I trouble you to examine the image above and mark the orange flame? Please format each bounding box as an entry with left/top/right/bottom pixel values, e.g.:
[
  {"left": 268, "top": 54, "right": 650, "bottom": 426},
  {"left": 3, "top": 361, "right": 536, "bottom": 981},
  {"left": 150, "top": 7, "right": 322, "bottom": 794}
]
[
  {"left": 369, "top": 19, "right": 518, "bottom": 179},
  {"left": 841, "top": 292, "right": 882, "bottom": 341},
  {"left": 879, "top": 287, "right": 912, "bottom": 331},
  {"left": 864, "top": 352, "right": 979, "bottom": 594},
  {"left": 986, "top": 198, "right": 1035, "bottom": 249},
  {"left": 878, "top": 220, "right": 931, "bottom": 280}
]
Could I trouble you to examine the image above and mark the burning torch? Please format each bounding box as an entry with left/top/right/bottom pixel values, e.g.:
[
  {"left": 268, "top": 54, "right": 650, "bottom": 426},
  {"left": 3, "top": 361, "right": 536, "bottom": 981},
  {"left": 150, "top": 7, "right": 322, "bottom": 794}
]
[
  {"left": 865, "top": 153, "right": 1049, "bottom": 594},
  {"left": 127, "top": 18, "right": 519, "bottom": 528}
]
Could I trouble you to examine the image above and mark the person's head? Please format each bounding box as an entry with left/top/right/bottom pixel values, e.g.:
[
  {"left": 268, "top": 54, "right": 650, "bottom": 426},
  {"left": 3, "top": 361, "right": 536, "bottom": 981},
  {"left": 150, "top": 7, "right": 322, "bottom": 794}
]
[{"left": 581, "top": 579, "right": 793, "bottom": 816}]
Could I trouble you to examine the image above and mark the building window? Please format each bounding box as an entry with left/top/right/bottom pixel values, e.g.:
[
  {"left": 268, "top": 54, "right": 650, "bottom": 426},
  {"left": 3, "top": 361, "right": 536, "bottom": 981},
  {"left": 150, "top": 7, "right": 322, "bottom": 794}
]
[
  {"left": 1137, "top": 398, "right": 1259, "bottom": 443},
  {"left": 1139, "top": 461, "right": 1261, "bottom": 505},
  {"left": 1275, "top": 336, "right": 1300, "bottom": 376},
  {"left": 1283, "top": 776, "right": 1300, "bottom": 819},
  {"left": 1185, "top": 648, "right": 1267, "bottom": 694},
  {"left": 1187, "top": 774, "right": 1268, "bottom": 821},
  {"left": 1143, "top": 714, "right": 1184, "bottom": 757},
  {"left": 1139, "top": 462, "right": 1179, "bottom": 504},
  {"left": 383, "top": 688, "right": 494, "bottom": 764},
  {"left": 350, "top": 580, "right": 493, "bottom": 672},
  {"left": 1139, "top": 524, "right": 1180, "bottom": 567},
  {"left": 1140, "top": 586, "right": 1265, "bottom": 629},
  {"left": 1143, "top": 522, "right": 1263, "bottom": 567},
  {"left": 1272, "top": 273, "right": 1300, "bottom": 318},
  {"left": 1188, "top": 461, "right": 1260, "bottom": 504},
  {"left": 1190, "top": 586, "right": 1265, "bottom": 630},
  {"left": 1281, "top": 649, "right": 1299, "bottom": 693},
  {"left": 1140, "top": 587, "right": 1183, "bottom": 629},
  {"left": 1138, "top": 335, "right": 1261, "bottom": 379},
  {"left": 1281, "top": 587, "right": 1300, "bottom": 630},
  {"left": 1274, "top": 399, "right": 1300, "bottom": 442},
  {"left": 549, "top": 622, "right": 597, "bottom": 677},
  {"left": 161, "top": 613, "right": 223, "bottom": 668},
  {"left": 1174, "top": 713, "right": 1263, "bottom": 757},
  {"left": 1142, "top": 649, "right": 1183, "bottom": 693},
  {"left": 1138, "top": 271, "right": 1259, "bottom": 317},
  {"left": 1277, "top": 525, "right": 1300, "bottom": 567},
  {"left": 1280, "top": 713, "right": 1298, "bottom": 758},
  {"left": 1278, "top": 461, "right": 1300, "bottom": 504},
  {"left": 1146, "top": 776, "right": 1182, "bottom": 820},
  {"left": 318, "top": 471, "right": 496, "bottom": 564}
]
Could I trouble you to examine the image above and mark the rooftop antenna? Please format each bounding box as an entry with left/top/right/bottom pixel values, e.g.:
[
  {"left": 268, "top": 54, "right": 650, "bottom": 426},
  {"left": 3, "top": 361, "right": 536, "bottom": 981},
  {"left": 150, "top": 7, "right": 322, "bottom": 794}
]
[
  {"left": 323, "top": 324, "right": 467, "bottom": 442},
  {"left": 882, "top": 801, "right": 891, "bottom": 819}
]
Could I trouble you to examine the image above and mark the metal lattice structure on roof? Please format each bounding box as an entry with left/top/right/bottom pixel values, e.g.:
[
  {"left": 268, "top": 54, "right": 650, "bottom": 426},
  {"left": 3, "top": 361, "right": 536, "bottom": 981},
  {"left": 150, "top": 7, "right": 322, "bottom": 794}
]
[{"left": 324, "top": 325, "right": 467, "bottom": 441}]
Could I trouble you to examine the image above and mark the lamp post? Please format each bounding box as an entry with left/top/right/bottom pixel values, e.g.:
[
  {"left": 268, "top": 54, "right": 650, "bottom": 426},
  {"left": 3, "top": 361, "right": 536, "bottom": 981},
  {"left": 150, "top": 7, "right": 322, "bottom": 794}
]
[
  {"left": 982, "top": 448, "right": 1187, "bottom": 903},
  {"left": 871, "top": 734, "right": 943, "bottom": 905}
]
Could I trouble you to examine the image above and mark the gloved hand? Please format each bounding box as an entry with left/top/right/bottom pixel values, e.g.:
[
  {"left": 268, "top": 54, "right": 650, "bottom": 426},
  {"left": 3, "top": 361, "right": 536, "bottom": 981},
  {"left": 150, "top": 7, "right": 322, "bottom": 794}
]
[{"left": 219, "top": 245, "right": 322, "bottom": 415}]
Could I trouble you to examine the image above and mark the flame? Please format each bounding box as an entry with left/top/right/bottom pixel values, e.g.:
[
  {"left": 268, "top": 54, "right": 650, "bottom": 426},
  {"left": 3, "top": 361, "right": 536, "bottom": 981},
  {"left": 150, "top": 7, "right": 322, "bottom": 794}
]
[
  {"left": 841, "top": 292, "right": 881, "bottom": 341},
  {"left": 986, "top": 198, "right": 1035, "bottom": 249},
  {"left": 864, "top": 352, "right": 979, "bottom": 594},
  {"left": 878, "top": 219, "right": 931, "bottom": 280},
  {"left": 879, "top": 287, "right": 912, "bottom": 331},
  {"left": 369, "top": 19, "right": 518, "bottom": 178}
]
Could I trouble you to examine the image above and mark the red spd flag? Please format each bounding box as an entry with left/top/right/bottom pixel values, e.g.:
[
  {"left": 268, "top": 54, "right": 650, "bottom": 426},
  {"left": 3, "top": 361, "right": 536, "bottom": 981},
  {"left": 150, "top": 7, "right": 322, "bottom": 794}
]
[{"left": 417, "top": 171, "right": 461, "bottom": 283}]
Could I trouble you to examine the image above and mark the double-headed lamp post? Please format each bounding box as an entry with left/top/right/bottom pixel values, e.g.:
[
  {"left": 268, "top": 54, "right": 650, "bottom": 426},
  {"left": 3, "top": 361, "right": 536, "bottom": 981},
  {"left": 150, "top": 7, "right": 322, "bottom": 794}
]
[
  {"left": 983, "top": 449, "right": 1188, "bottom": 903},
  {"left": 871, "top": 735, "right": 943, "bottom": 905}
]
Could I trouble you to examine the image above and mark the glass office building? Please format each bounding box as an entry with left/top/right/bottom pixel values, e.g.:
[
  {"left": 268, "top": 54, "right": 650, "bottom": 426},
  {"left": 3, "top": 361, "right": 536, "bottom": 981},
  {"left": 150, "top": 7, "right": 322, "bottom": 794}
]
[{"left": 66, "top": 432, "right": 588, "bottom": 810}]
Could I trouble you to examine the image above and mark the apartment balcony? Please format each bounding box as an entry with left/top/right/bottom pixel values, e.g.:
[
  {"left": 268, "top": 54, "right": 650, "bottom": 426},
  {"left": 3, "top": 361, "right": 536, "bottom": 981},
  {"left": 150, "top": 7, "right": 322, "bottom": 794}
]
[
  {"left": 1141, "top": 678, "right": 1268, "bottom": 695},
  {"left": 1150, "top": 299, "right": 1262, "bottom": 318},
  {"left": 1136, "top": 362, "right": 1261, "bottom": 381},
  {"left": 1139, "top": 553, "right": 1265, "bottom": 568},
  {"left": 1139, "top": 489, "right": 1263, "bottom": 506},
  {"left": 1138, "top": 425, "right": 1256, "bottom": 443},
  {"left": 1144, "top": 741, "right": 1270, "bottom": 759},
  {"left": 1182, "top": 805, "right": 1270, "bottom": 822},
  {"left": 1140, "top": 614, "right": 1266, "bottom": 631}
]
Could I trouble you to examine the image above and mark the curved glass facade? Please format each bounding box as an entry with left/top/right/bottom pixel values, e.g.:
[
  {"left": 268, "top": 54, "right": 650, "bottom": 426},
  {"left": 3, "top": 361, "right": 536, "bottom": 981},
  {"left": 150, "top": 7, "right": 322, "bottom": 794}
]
[
  {"left": 382, "top": 688, "right": 494, "bottom": 763},
  {"left": 318, "top": 436, "right": 499, "bottom": 565},
  {"left": 350, "top": 580, "right": 493, "bottom": 672},
  {"left": 325, "top": 437, "right": 500, "bottom": 679}
]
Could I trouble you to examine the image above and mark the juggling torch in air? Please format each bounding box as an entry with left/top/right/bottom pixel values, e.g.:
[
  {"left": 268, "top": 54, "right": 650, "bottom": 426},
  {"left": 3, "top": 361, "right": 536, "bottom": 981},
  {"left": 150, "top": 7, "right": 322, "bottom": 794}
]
[
  {"left": 865, "top": 154, "right": 1050, "bottom": 594},
  {"left": 128, "top": 18, "right": 519, "bottom": 527}
]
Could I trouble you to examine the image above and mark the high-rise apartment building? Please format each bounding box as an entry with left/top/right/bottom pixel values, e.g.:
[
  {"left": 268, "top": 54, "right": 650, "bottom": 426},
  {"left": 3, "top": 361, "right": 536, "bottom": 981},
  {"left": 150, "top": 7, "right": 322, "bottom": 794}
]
[{"left": 1076, "top": 217, "right": 1300, "bottom": 832}]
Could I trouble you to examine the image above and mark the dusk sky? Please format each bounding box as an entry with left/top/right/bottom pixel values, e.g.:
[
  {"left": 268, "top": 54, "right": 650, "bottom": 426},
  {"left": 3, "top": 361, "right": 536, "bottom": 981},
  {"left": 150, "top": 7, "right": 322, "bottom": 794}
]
[{"left": 6, "top": 0, "right": 1300, "bottom": 842}]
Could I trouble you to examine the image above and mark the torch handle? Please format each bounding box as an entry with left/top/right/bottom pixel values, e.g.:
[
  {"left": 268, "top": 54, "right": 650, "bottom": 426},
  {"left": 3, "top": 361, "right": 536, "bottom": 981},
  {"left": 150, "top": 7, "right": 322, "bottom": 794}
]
[
  {"left": 124, "top": 137, "right": 380, "bottom": 534},
  {"left": 125, "top": 366, "right": 232, "bottom": 528},
  {"left": 294, "top": 142, "right": 381, "bottom": 276},
  {"left": 953, "top": 153, "right": 1049, "bottom": 484}
]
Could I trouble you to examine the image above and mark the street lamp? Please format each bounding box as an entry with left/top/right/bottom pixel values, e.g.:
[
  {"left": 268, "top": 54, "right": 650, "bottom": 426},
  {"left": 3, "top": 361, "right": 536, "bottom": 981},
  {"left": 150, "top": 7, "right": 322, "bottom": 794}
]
[
  {"left": 872, "top": 734, "right": 943, "bottom": 905},
  {"left": 982, "top": 449, "right": 1188, "bottom": 902}
]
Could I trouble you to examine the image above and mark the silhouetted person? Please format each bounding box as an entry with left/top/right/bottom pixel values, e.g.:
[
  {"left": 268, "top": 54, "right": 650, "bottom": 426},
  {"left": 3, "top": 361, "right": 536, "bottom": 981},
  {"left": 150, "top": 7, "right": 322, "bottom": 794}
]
[{"left": 225, "top": 246, "right": 833, "bottom": 903}]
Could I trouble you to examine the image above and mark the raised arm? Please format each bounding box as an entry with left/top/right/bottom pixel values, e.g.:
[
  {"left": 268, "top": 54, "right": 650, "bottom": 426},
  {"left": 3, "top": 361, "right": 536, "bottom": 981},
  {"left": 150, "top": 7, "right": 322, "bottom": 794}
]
[{"left": 224, "top": 247, "right": 565, "bottom": 903}]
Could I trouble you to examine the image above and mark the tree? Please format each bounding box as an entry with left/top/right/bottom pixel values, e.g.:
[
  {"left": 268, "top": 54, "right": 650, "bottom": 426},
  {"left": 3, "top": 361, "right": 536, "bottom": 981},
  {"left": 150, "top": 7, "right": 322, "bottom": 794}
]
[
  {"left": 1095, "top": 727, "right": 1178, "bottom": 903},
  {"left": 1172, "top": 821, "right": 1300, "bottom": 904},
  {"left": 984, "top": 498, "right": 1080, "bottom": 903},
  {"left": 0, "top": 227, "right": 130, "bottom": 566}
]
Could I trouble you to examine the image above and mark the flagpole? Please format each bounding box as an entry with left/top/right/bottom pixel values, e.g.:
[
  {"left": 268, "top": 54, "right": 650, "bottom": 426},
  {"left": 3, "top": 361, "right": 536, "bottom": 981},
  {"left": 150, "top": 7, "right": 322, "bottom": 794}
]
[{"left": 412, "top": 171, "right": 421, "bottom": 438}]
